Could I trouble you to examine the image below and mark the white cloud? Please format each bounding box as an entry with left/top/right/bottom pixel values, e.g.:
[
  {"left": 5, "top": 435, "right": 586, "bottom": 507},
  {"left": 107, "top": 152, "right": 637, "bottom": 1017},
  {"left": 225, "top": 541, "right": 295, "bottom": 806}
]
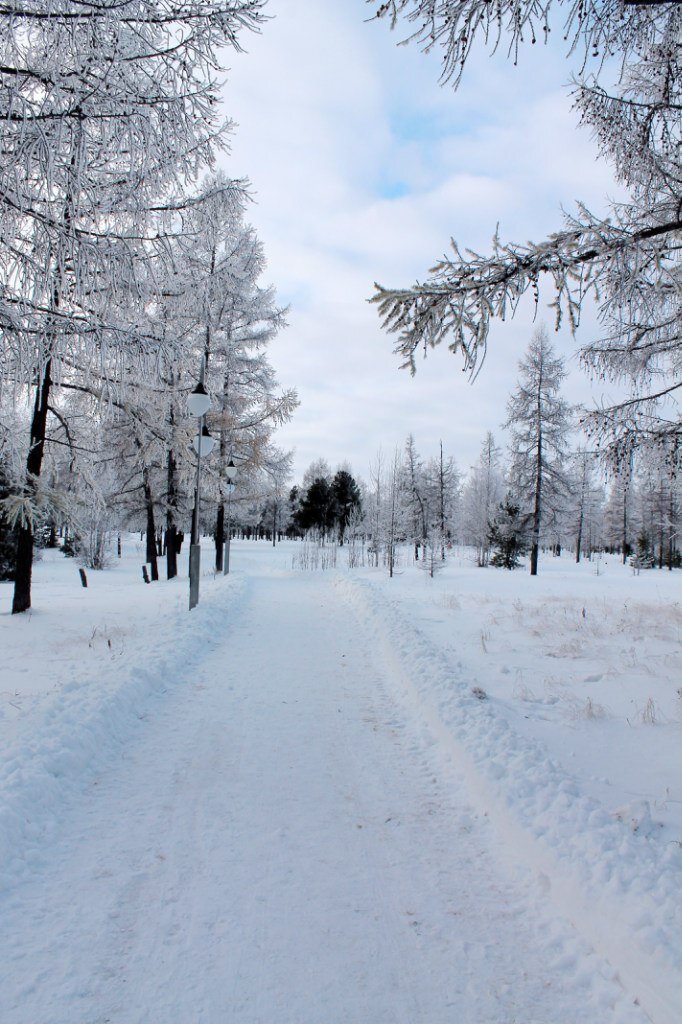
[{"left": 219, "top": 0, "right": 623, "bottom": 482}]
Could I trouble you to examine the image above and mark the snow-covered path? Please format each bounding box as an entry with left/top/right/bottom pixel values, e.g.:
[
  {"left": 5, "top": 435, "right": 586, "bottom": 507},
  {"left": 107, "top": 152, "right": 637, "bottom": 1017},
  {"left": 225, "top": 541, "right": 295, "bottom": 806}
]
[{"left": 1, "top": 571, "right": 645, "bottom": 1023}]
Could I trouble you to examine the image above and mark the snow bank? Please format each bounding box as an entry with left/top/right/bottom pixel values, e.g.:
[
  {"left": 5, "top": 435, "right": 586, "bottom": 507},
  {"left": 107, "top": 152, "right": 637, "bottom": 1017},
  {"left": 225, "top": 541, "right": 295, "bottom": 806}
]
[
  {"left": 0, "top": 549, "right": 247, "bottom": 891},
  {"left": 336, "top": 573, "right": 682, "bottom": 1024}
]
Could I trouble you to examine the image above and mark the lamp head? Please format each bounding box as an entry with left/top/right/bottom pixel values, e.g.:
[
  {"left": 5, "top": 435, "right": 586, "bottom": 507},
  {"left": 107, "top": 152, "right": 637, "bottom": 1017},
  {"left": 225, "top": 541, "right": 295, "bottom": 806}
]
[
  {"left": 193, "top": 424, "right": 216, "bottom": 456},
  {"left": 187, "top": 382, "right": 211, "bottom": 418}
]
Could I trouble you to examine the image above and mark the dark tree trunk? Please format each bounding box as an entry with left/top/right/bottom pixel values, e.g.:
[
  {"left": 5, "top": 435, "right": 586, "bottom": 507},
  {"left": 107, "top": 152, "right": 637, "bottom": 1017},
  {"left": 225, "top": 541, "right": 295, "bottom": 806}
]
[
  {"left": 165, "top": 525, "right": 178, "bottom": 580},
  {"left": 530, "top": 454, "right": 542, "bottom": 576},
  {"left": 215, "top": 502, "right": 225, "bottom": 572},
  {"left": 12, "top": 359, "right": 52, "bottom": 613},
  {"left": 166, "top": 446, "right": 178, "bottom": 580},
  {"left": 575, "top": 508, "right": 583, "bottom": 563},
  {"left": 143, "top": 468, "right": 159, "bottom": 582}
]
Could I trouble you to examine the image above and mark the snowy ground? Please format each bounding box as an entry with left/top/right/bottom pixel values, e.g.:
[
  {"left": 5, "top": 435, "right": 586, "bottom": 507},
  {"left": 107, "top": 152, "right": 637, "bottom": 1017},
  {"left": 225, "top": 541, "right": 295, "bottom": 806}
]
[{"left": 0, "top": 538, "right": 680, "bottom": 1023}]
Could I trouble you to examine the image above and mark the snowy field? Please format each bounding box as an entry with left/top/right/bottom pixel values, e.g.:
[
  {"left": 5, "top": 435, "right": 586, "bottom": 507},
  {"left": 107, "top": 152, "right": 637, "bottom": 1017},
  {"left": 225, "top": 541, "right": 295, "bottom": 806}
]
[{"left": 0, "top": 537, "right": 680, "bottom": 1023}]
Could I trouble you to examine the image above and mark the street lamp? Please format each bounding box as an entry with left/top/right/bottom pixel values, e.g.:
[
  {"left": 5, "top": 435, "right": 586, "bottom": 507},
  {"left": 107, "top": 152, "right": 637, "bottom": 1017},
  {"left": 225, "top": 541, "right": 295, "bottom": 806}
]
[
  {"left": 188, "top": 362, "right": 215, "bottom": 610},
  {"left": 224, "top": 459, "right": 238, "bottom": 575}
]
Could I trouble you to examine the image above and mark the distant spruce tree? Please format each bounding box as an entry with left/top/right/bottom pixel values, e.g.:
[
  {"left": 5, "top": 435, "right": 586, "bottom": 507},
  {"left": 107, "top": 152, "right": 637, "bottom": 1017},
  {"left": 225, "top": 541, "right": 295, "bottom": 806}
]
[
  {"left": 331, "top": 470, "right": 362, "bottom": 544},
  {"left": 488, "top": 496, "right": 528, "bottom": 570}
]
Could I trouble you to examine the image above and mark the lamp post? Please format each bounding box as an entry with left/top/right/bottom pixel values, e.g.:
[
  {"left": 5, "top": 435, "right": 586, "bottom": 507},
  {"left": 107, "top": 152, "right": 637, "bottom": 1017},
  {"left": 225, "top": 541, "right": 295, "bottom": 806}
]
[
  {"left": 187, "top": 361, "right": 215, "bottom": 610},
  {"left": 224, "top": 459, "right": 238, "bottom": 575}
]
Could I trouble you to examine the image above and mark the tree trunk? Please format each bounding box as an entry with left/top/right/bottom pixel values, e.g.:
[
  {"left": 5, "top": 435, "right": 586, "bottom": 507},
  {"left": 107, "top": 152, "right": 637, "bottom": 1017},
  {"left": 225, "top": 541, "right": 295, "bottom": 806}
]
[
  {"left": 12, "top": 359, "right": 52, "bottom": 613},
  {"left": 530, "top": 440, "right": 542, "bottom": 577},
  {"left": 215, "top": 502, "right": 225, "bottom": 572},
  {"left": 143, "top": 468, "right": 159, "bottom": 582},
  {"left": 575, "top": 507, "right": 583, "bottom": 563},
  {"left": 166, "top": 400, "right": 179, "bottom": 579}
]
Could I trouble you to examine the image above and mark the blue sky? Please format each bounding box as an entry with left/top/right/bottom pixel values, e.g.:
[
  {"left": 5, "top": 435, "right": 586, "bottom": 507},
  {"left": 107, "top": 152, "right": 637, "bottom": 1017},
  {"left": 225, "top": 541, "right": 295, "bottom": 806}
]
[{"left": 219, "top": 0, "right": 621, "bottom": 483}]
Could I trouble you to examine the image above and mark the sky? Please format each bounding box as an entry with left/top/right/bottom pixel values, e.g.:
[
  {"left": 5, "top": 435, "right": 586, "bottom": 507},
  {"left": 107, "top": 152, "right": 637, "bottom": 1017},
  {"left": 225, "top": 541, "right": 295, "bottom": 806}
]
[{"left": 218, "top": 0, "right": 622, "bottom": 484}]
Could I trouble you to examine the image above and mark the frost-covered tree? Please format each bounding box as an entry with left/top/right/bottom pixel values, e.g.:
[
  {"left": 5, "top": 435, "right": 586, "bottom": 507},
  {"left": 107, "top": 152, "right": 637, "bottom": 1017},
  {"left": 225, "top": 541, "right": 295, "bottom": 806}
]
[
  {"left": 384, "top": 448, "right": 405, "bottom": 578},
  {"left": 569, "top": 448, "right": 604, "bottom": 563},
  {"left": 462, "top": 432, "right": 505, "bottom": 566},
  {"left": 425, "top": 441, "right": 460, "bottom": 557},
  {"left": 175, "top": 179, "right": 296, "bottom": 571},
  {"left": 505, "top": 326, "right": 572, "bottom": 575},
  {"left": 302, "top": 459, "right": 333, "bottom": 492},
  {"left": 370, "top": 1, "right": 681, "bottom": 464},
  {"left": 399, "top": 436, "right": 459, "bottom": 560},
  {"left": 603, "top": 462, "right": 639, "bottom": 562},
  {"left": 637, "top": 446, "right": 680, "bottom": 569},
  {"left": 258, "top": 460, "right": 294, "bottom": 546},
  {"left": 365, "top": 447, "right": 407, "bottom": 574},
  {"left": 402, "top": 435, "right": 429, "bottom": 559},
  {"left": 0, "top": 0, "right": 265, "bottom": 612}
]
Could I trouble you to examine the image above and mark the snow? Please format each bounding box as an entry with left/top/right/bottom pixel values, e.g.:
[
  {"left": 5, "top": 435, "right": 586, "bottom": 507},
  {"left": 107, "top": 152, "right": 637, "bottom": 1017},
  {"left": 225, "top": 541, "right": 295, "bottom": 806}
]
[{"left": 0, "top": 538, "right": 680, "bottom": 1023}]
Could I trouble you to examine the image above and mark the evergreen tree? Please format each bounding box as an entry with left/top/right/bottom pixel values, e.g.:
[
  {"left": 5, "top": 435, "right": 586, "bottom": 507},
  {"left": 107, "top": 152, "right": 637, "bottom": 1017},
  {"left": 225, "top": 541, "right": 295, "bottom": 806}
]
[
  {"left": 331, "top": 469, "right": 362, "bottom": 544},
  {"left": 296, "top": 477, "right": 338, "bottom": 538},
  {"left": 488, "top": 496, "right": 527, "bottom": 570}
]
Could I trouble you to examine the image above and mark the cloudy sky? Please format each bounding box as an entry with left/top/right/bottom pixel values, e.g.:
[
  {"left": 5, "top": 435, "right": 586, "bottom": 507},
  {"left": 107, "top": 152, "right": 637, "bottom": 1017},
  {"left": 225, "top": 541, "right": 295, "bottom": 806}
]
[{"left": 219, "top": 0, "right": 620, "bottom": 483}]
